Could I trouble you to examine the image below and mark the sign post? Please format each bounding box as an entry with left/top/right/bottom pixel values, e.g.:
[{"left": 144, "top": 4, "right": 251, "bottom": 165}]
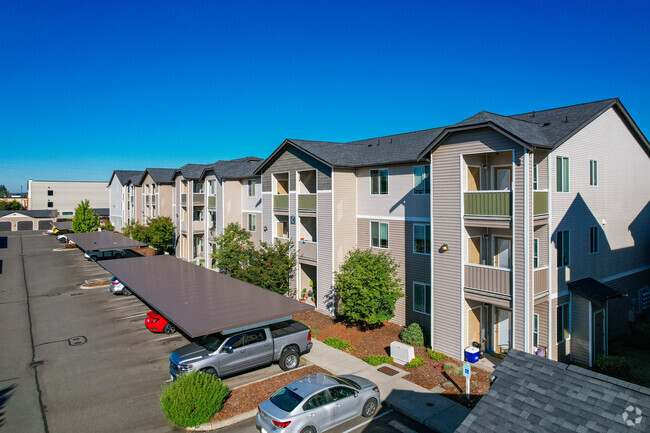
[{"left": 463, "top": 362, "right": 471, "bottom": 401}]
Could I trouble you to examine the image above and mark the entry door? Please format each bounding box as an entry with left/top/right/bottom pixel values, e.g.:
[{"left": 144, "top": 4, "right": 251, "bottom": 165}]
[
  {"left": 494, "top": 237, "right": 511, "bottom": 268},
  {"left": 593, "top": 309, "right": 606, "bottom": 362},
  {"left": 467, "top": 307, "right": 482, "bottom": 347},
  {"left": 467, "top": 166, "right": 481, "bottom": 191},
  {"left": 495, "top": 308, "right": 511, "bottom": 353},
  {"left": 494, "top": 167, "right": 511, "bottom": 190}
]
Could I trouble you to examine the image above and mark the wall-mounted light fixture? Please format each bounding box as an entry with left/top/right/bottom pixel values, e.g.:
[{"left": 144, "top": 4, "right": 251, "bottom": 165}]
[
  {"left": 483, "top": 234, "right": 489, "bottom": 240},
  {"left": 440, "top": 244, "right": 449, "bottom": 252},
  {"left": 263, "top": 226, "right": 268, "bottom": 232}
]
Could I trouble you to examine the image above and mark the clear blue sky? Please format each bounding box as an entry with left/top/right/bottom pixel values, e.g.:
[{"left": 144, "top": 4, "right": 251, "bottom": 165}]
[{"left": 1, "top": 0, "right": 649, "bottom": 193}]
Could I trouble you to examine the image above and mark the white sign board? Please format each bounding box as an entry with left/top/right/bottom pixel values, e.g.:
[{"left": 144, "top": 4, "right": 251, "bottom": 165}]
[{"left": 463, "top": 362, "right": 471, "bottom": 378}]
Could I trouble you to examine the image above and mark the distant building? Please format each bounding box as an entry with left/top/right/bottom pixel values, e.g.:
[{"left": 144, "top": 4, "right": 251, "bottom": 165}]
[
  {"left": 28, "top": 180, "right": 109, "bottom": 217},
  {"left": 0, "top": 197, "right": 28, "bottom": 208}
]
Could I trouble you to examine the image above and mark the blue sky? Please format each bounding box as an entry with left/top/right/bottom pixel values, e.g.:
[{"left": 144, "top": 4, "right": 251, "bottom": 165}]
[{"left": 1, "top": 0, "right": 649, "bottom": 193}]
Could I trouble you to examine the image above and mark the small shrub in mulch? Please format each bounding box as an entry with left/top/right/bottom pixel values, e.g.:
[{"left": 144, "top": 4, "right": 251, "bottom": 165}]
[
  {"left": 64, "top": 243, "right": 76, "bottom": 249},
  {"left": 400, "top": 323, "right": 424, "bottom": 346},
  {"left": 324, "top": 337, "right": 353, "bottom": 351},
  {"left": 443, "top": 363, "right": 463, "bottom": 376},
  {"left": 405, "top": 356, "right": 424, "bottom": 369},
  {"left": 363, "top": 355, "right": 394, "bottom": 366},
  {"left": 427, "top": 348, "right": 446, "bottom": 360}
]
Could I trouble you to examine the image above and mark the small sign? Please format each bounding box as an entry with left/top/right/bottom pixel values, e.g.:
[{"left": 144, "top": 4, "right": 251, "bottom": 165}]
[
  {"left": 463, "top": 362, "right": 471, "bottom": 378},
  {"left": 290, "top": 216, "right": 296, "bottom": 225}
]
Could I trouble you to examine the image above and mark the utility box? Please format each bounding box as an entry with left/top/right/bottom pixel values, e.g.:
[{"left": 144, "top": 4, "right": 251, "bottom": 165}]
[{"left": 390, "top": 341, "right": 415, "bottom": 365}]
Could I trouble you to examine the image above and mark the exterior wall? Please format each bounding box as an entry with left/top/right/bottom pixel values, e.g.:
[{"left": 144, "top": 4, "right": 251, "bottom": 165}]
[
  {"left": 0, "top": 214, "right": 55, "bottom": 231},
  {"left": 241, "top": 178, "right": 262, "bottom": 245},
  {"left": 603, "top": 268, "right": 650, "bottom": 339},
  {"left": 261, "top": 146, "right": 331, "bottom": 193},
  {"left": 533, "top": 298, "right": 549, "bottom": 351},
  {"left": 158, "top": 184, "right": 173, "bottom": 219},
  {"left": 571, "top": 294, "right": 591, "bottom": 365},
  {"left": 223, "top": 180, "right": 242, "bottom": 227},
  {"left": 316, "top": 192, "right": 333, "bottom": 314},
  {"left": 552, "top": 294, "right": 571, "bottom": 362},
  {"left": 28, "top": 180, "right": 109, "bottom": 216},
  {"left": 333, "top": 169, "right": 357, "bottom": 269},
  {"left": 109, "top": 176, "right": 123, "bottom": 230}
]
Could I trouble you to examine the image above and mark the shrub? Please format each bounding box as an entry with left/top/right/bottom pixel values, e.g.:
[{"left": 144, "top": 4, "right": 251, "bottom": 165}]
[
  {"left": 400, "top": 323, "right": 424, "bottom": 346},
  {"left": 405, "top": 356, "right": 424, "bottom": 369},
  {"left": 443, "top": 363, "right": 463, "bottom": 376},
  {"left": 427, "top": 348, "right": 446, "bottom": 360},
  {"left": 363, "top": 355, "right": 394, "bottom": 366},
  {"left": 160, "top": 371, "right": 229, "bottom": 428},
  {"left": 324, "top": 337, "right": 352, "bottom": 350},
  {"left": 595, "top": 355, "right": 629, "bottom": 376}
]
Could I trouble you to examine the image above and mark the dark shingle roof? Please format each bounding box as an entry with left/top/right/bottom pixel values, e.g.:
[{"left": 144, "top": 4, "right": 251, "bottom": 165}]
[
  {"left": 110, "top": 170, "right": 145, "bottom": 186},
  {"left": 0, "top": 209, "right": 58, "bottom": 218},
  {"left": 456, "top": 349, "right": 650, "bottom": 433},
  {"left": 145, "top": 168, "right": 176, "bottom": 184},
  {"left": 175, "top": 163, "right": 213, "bottom": 180},
  {"left": 125, "top": 171, "right": 146, "bottom": 186},
  {"left": 209, "top": 156, "right": 264, "bottom": 179}
]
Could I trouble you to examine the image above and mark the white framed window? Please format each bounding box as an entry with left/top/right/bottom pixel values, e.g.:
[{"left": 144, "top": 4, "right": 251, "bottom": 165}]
[
  {"left": 248, "top": 179, "right": 256, "bottom": 197},
  {"left": 370, "top": 169, "right": 388, "bottom": 195},
  {"left": 533, "top": 313, "right": 539, "bottom": 347},
  {"left": 557, "top": 303, "right": 570, "bottom": 343},
  {"left": 193, "top": 182, "right": 204, "bottom": 194},
  {"left": 209, "top": 180, "right": 216, "bottom": 195},
  {"left": 589, "top": 226, "right": 599, "bottom": 254},
  {"left": 413, "top": 282, "right": 431, "bottom": 314},
  {"left": 248, "top": 214, "right": 256, "bottom": 232},
  {"left": 370, "top": 221, "right": 388, "bottom": 249},
  {"left": 413, "top": 224, "right": 431, "bottom": 254},
  {"left": 413, "top": 165, "right": 430, "bottom": 194},
  {"left": 557, "top": 230, "right": 569, "bottom": 268},
  {"left": 533, "top": 164, "right": 538, "bottom": 190},
  {"left": 209, "top": 211, "right": 216, "bottom": 227},
  {"left": 193, "top": 208, "right": 204, "bottom": 221},
  {"left": 589, "top": 160, "right": 598, "bottom": 186},
  {"left": 556, "top": 156, "right": 569, "bottom": 192},
  {"left": 533, "top": 238, "right": 539, "bottom": 268}
]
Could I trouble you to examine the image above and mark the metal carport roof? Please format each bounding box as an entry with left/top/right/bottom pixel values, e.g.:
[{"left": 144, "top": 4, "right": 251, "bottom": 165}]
[
  {"left": 99, "top": 255, "right": 313, "bottom": 338},
  {"left": 51, "top": 221, "right": 73, "bottom": 231},
  {"left": 66, "top": 231, "right": 146, "bottom": 251}
]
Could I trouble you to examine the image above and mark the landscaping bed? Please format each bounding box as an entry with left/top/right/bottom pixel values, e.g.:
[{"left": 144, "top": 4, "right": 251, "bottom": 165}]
[
  {"left": 294, "top": 310, "right": 491, "bottom": 405},
  {"left": 81, "top": 279, "right": 111, "bottom": 287},
  {"left": 132, "top": 246, "right": 158, "bottom": 256}
]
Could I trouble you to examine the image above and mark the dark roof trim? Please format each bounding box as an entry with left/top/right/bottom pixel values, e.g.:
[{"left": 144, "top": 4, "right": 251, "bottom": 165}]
[
  {"left": 254, "top": 139, "right": 333, "bottom": 175},
  {"left": 612, "top": 100, "right": 650, "bottom": 158},
  {"left": 568, "top": 277, "right": 622, "bottom": 307}
]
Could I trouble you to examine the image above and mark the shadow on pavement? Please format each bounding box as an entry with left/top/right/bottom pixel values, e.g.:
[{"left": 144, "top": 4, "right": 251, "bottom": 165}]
[{"left": 0, "top": 383, "right": 17, "bottom": 428}]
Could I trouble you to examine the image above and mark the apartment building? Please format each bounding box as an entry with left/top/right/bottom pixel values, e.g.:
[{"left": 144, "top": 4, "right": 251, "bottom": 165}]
[
  {"left": 108, "top": 170, "right": 145, "bottom": 231},
  {"left": 140, "top": 168, "right": 175, "bottom": 222},
  {"left": 174, "top": 157, "right": 263, "bottom": 266},
  {"left": 28, "top": 180, "right": 109, "bottom": 217}
]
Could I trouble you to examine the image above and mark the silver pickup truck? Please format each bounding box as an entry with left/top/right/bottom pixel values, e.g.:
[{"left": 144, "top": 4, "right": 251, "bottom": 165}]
[{"left": 169, "top": 320, "right": 312, "bottom": 379}]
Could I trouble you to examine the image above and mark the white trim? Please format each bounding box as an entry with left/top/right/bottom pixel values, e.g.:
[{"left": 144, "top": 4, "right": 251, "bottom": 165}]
[
  {"left": 430, "top": 157, "right": 435, "bottom": 350},
  {"left": 369, "top": 167, "right": 389, "bottom": 195},
  {"left": 465, "top": 262, "right": 513, "bottom": 272},
  {"left": 547, "top": 150, "right": 552, "bottom": 360},
  {"left": 412, "top": 223, "right": 431, "bottom": 255},
  {"left": 589, "top": 159, "right": 598, "bottom": 187},
  {"left": 524, "top": 149, "right": 530, "bottom": 353},
  {"left": 588, "top": 302, "right": 593, "bottom": 367},
  {"left": 599, "top": 265, "right": 650, "bottom": 283},
  {"left": 533, "top": 238, "right": 540, "bottom": 268},
  {"left": 509, "top": 149, "right": 516, "bottom": 350},
  {"left": 262, "top": 191, "right": 273, "bottom": 195},
  {"left": 413, "top": 281, "right": 431, "bottom": 315},
  {"left": 357, "top": 214, "right": 430, "bottom": 222},
  {"left": 491, "top": 164, "right": 512, "bottom": 190},
  {"left": 331, "top": 169, "right": 335, "bottom": 315},
  {"left": 369, "top": 220, "right": 389, "bottom": 249},
  {"left": 533, "top": 313, "right": 540, "bottom": 348},
  {"left": 316, "top": 189, "right": 332, "bottom": 193},
  {"left": 459, "top": 154, "right": 465, "bottom": 359},
  {"left": 242, "top": 209, "right": 262, "bottom": 213}
]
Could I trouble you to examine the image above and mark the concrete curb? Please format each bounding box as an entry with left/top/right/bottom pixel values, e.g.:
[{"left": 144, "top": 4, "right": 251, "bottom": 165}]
[
  {"left": 186, "top": 409, "right": 257, "bottom": 432},
  {"left": 52, "top": 248, "right": 76, "bottom": 252}
]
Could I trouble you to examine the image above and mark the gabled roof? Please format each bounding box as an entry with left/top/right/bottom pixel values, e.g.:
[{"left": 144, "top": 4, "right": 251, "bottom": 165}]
[
  {"left": 125, "top": 171, "right": 146, "bottom": 187},
  {"left": 109, "top": 170, "right": 145, "bottom": 186},
  {"left": 144, "top": 168, "right": 176, "bottom": 184},
  {"left": 174, "top": 163, "right": 213, "bottom": 180},
  {"left": 0, "top": 209, "right": 58, "bottom": 218},
  {"left": 457, "top": 349, "right": 650, "bottom": 433},
  {"left": 207, "top": 156, "right": 264, "bottom": 179}
]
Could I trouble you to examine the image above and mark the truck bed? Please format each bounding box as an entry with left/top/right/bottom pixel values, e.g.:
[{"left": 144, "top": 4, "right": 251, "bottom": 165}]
[{"left": 269, "top": 320, "right": 309, "bottom": 339}]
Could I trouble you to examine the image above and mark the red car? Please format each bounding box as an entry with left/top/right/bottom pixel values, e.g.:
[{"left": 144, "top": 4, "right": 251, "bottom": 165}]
[{"left": 145, "top": 311, "right": 176, "bottom": 334}]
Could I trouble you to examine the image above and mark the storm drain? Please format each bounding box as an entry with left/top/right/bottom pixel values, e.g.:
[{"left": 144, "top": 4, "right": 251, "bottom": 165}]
[
  {"left": 29, "top": 360, "right": 45, "bottom": 368},
  {"left": 70, "top": 292, "right": 84, "bottom": 297},
  {"left": 68, "top": 336, "right": 87, "bottom": 346}
]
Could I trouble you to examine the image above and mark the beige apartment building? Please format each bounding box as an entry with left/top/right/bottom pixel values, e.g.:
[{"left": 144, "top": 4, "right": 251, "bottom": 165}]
[{"left": 28, "top": 180, "right": 109, "bottom": 217}]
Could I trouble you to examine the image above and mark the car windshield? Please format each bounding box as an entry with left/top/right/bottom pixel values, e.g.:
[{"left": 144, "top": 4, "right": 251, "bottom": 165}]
[
  {"left": 198, "top": 334, "right": 225, "bottom": 352},
  {"left": 270, "top": 387, "right": 303, "bottom": 412},
  {"left": 330, "top": 376, "right": 361, "bottom": 390}
]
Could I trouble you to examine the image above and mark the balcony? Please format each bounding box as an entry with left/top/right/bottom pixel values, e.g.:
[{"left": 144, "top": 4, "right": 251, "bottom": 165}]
[
  {"left": 464, "top": 264, "right": 512, "bottom": 297},
  {"left": 181, "top": 193, "right": 187, "bottom": 207},
  {"left": 298, "top": 194, "right": 317, "bottom": 212},
  {"left": 534, "top": 191, "right": 548, "bottom": 215},
  {"left": 193, "top": 193, "right": 205, "bottom": 206},
  {"left": 273, "top": 194, "right": 289, "bottom": 211},
  {"left": 464, "top": 191, "right": 512, "bottom": 217},
  {"left": 298, "top": 240, "right": 317, "bottom": 262},
  {"left": 208, "top": 196, "right": 216, "bottom": 208},
  {"left": 192, "top": 220, "right": 205, "bottom": 232},
  {"left": 145, "top": 195, "right": 150, "bottom": 205},
  {"left": 534, "top": 267, "right": 549, "bottom": 295}
]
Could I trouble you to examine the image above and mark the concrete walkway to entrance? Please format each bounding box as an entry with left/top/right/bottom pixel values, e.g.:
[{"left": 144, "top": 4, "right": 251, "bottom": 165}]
[{"left": 304, "top": 339, "right": 471, "bottom": 433}]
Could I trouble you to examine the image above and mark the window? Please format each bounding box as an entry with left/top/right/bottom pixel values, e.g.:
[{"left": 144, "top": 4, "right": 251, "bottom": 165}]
[
  {"left": 413, "top": 224, "right": 431, "bottom": 254},
  {"left": 303, "top": 391, "right": 330, "bottom": 411},
  {"left": 589, "top": 226, "right": 599, "bottom": 254},
  {"left": 247, "top": 179, "right": 256, "bottom": 196},
  {"left": 248, "top": 214, "right": 256, "bottom": 232},
  {"left": 245, "top": 330, "right": 266, "bottom": 345},
  {"left": 370, "top": 221, "right": 388, "bottom": 249},
  {"left": 413, "top": 282, "right": 431, "bottom": 314},
  {"left": 277, "top": 220, "right": 288, "bottom": 238},
  {"left": 47, "top": 202, "right": 53, "bottom": 208},
  {"left": 556, "top": 230, "right": 569, "bottom": 267},
  {"left": 225, "top": 334, "right": 244, "bottom": 350},
  {"left": 556, "top": 303, "right": 570, "bottom": 343},
  {"left": 193, "top": 208, "right": 204, "bottom": 221},
  {"left": 62, "top": 212, "right": 73, "bottom": 216},
  {"left": 533, "top": 238, "right": 539, "bottom": 268},
  {"left": 533, "top": 165, "right": 538, "bottom": 190},
  {"left": 193, "top": 182, "right": 204, "bottom": 194},
  {"left": 329, "top": 387, "right": 356, "bottom": 401},
  {"left": 209, "top": 180, "right": 216, "bottom": 195},
  {"left": 590, "top": 160, "right": 598, "bottom": 186},
  {"left": 47, "top": 190, "right": 53, "bottom": 196},
  {"left": 209, "top": 211, "right": 216, "bottom": 227},
  {"left": 533, "top": 314, "right": 539, "bottom": 347},
  {"left": 370, "top": 169, "right": 388, "bottom": 195},
  {"left": 556, "top": 156, "right": 569, "bottom": 192},
  {"left": 413, "top": 166, "right": 430, "bottom": 194}
]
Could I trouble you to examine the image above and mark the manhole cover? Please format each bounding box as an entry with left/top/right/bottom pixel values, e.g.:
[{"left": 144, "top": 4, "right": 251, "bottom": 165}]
[
  {"left": 68, "top": 336, "right": 87, "bottom": 346},
  {"left": 70, "top": 292, "right": 84, "bottom": 297},
  {"left": 29, "top": 360, "right": 45, "bottom": 368},
  {"left": 377, "top": 366, "right": 399, "bottom": 376}
]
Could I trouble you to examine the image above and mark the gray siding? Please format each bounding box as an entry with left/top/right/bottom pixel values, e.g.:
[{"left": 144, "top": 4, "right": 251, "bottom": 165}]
[
  {"left": 261, "top": 146, "right": 332, "bottom": 192},
  {"left": 534, "top": 299, "right": 549, "bottom": 351},
  {"left": 571, "top": 294, "right": 590, "bottom": 365}
]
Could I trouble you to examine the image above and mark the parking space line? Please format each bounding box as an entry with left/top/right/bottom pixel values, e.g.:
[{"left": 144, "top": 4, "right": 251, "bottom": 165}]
[
  {"left": 152, "top": 335, "right": 182, "bottom": 342},
  {"left": 115, "top": 312, "right": 149, "bottom": 320},
  {"left": 340, "top": 409, "right": 393, "bottom": 433},
  {"left": 105, "top": 304, "right": 147, "bottom": 311}
]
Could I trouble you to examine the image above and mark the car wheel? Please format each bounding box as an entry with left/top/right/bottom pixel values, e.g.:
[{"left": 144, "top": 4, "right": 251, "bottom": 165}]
[
  {"left": 300, "top": 427, "right": 316, "bottom": 433},
  {"left": 362, "top": 398, "right": 378, "bottom": 418},
  {"left": 201, "top": 367, "right": 218, "bottom": 377},
  {"left": 90, "top": 256, "right": 98, "bottom": 262},
  {"left": 279, "top": 349, "right": 299, "bottom": 371},
  {"left": 115, "top": 253, "right": 123, "bottom": 259},
  {"left": 163, "top": 323, "right": 176, "bottom": 334},
  {"left": 122, "top": 288, "right": 132, "bottom": 296}
]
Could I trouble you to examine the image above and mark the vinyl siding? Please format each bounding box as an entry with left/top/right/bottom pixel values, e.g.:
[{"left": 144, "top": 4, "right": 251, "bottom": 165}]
[
  {"left": 223, "top": 180, "right": 242, "bottom": 227},
  {"left": 262, "top": 193, "right": 273, "bottom": 244},
  {"left": 333, "top": 169, "right": 357, "bottom": 269},
  {"left": 534, "top": 150, "right": 549, "bottom": 191},
  {"left": 534, "top": 298, "right": 549, "bottom": 351},
  {"left": 571, "top": 294, "right": 590, "bottom": 365},
  {"left": 109, "top": 176, "right": 123, "bottom": 230},
  {"left": 317, "top": 193, "right": 333, "bottom": 314},
  {"left": 241, "top": 178, "right": 261, "bottom": 212},
  {"left": 603, "top": 268, "right": 650, "bottom": 339},
  {"left": 553, "top": 294, "right": 571, "bottom": 362},
  {"left": 261, "top": 145, "right": 332, "bottom": 193}
]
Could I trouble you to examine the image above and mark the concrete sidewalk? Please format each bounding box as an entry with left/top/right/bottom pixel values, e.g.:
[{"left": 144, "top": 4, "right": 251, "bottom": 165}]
[{"left": 304, "top": 340, "right": 470, "bottom": 433}]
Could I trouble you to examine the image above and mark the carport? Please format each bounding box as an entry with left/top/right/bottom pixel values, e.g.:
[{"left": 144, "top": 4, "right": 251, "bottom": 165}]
[
  {"left": 50, "top": 221, "right": 73, "bottom": 231},
  {"left": 99, "top": 255, "right": 313, "bottom": 338},
  {"left": 66, "top": 231, "right": 146, "bottom": 253}
]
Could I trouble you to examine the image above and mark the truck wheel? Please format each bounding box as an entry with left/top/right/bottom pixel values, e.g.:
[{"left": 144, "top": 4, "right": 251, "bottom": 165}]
[
  {"left": 202, "top": 368, "right": 218, "bottom": 377},
  {"left": 163, "top": 324, "right": 176, "bottom": 334},
  {"left": 122, "top": 288, "right": 132, "bottom": 296},
  {"left": 279, "top": 349, "right": 299, "bottom": 371}
]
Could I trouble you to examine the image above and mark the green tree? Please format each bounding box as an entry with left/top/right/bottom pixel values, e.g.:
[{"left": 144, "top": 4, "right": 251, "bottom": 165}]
[
  {"left": 122, "top": 219, "right": 148, "bottom": 241},
  {"left": 334, "top": 249, "right": 403, "bottom": 327},
  {"left": 212, "top": 223, "right": 254, "bottom": 279},
  {"left": 71, "top": 199, "right": 99, "bottom": 233},
  {"left": 147, "top": 217, "right": 175, "bottom": 253},
  {"left": 0, "top": 200, "right": 23, "bottom": 210},
  {"left": 100, "top": 219, "right": 115, "bottom": 231},
  {"left": 246, "top": 240, "right": 297, "bottom": 295},
  {"left": 0, "top": 185, "right": 10, "bottom": 198}
]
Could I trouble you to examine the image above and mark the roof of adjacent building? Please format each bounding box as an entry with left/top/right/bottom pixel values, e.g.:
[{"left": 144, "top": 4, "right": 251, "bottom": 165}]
[
  {"left": 144, "top": 168, "right": 176, "bottom": 184},
  {"left": 66, "top": 231, "right": 147, "bottom": 251},
  {"left": 0, "top": 209, "right": 58, "bottom": 218},
  {"left": 568, "top": 277, "right": 623, "bottom": 307},
  {"left": 456, "top": 349, "right": 650, "bottom": 433},
  {"left": 109, "top": 170, "right": 146, "bottom": 186},
  {"left": 256, "top": 98, "right": 649, "bottom": 173},
  {"left": 208, "top": 156, "right": 264, "bottom": 179},
  {"left": 98, "top": 255, "right": 313, "bottom": 338}
]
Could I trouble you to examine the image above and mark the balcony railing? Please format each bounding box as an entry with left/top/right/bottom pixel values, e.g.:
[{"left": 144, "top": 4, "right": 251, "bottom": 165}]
[
  {"left": 464, "top": 264, "right": 512, "bottom": 296},
  {"left": 208, "top": 196, "right": 216, "bottom": 208},
  {"left": 534, "top": 267, "right": 549, "bottom": 295},
  {"left": 298, "top": 194, "right": 317, "bottom": 212},
  {"left": 298, "top": 240, "right": 317, "bottom": 261},
  {"left": 192, "top": 221, "right": 205, "bottom": 232},
  {"left": 181, "top": 193, "right": 187, "bottom": 207},
  {"left": 273, "top": 194, "right": 289, "bottom": 210},
  {"left": 193, "top": 193, "right": 205, "bottom": 206},
  {"left": 534, "top": 191, "right": 548, "bottom": 215},
  {"left": 464, "top": 191, "right": 512, "bottom": 217}
]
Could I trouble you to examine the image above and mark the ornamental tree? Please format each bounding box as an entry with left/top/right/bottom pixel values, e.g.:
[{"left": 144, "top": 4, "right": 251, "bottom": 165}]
[
  {"left": 246, "top": 239, "right": 296, "bottom": 295},
  {"left": 71, "top": 199, "right": 99, "bottom": 233},
  {"left": 212, "top": 223, "right": 254, "bottom": 279},
  {"left": 334, "top": 248, "right": 403, "bottom": 327},
  {"left": 146, "top": 217, "right": 175, "bottom": 253}
]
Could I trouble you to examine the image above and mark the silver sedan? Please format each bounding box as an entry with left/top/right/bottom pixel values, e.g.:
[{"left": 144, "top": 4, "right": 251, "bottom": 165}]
[{"left": 256, "top": 373, "right": 380, "bottom": 433}]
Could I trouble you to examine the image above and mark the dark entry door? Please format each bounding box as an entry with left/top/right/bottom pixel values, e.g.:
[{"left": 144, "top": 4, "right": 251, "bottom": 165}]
[{"left": 593, "top": 309, "right": 605, "bottom": 362}]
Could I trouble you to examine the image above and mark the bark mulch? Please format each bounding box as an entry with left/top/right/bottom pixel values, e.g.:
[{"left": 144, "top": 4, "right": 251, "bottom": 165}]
[
  {"left": 82, "top": 279, "right": 111, "bottom": 287},
  {"left": 209, "top": 365, "right": 330, "bottom": 423},
  {"left": 131, "top": 246, "right": 158, "bottom": 257},
  {"left": 294, "top": 310, "right": 491, "bottom": 406}
]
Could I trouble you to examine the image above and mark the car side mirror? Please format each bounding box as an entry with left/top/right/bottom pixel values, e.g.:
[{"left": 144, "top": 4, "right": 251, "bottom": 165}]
[
  {"left": 223, "top": 346, "right": 233, "bottom": 354},
  {"left": 354, "top": 391, "right": 359, "bottom": 398}
]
